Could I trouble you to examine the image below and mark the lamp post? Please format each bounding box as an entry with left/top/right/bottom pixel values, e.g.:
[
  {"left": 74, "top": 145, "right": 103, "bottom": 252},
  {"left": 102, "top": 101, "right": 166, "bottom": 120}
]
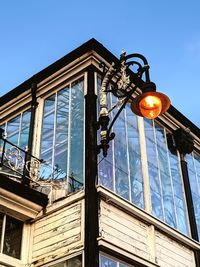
[
  {"left": 85, "top": 51, "right": 170, "bottom": 267},
  {"left": 98, "top": 51, "right": 170, "bottom": 157}
]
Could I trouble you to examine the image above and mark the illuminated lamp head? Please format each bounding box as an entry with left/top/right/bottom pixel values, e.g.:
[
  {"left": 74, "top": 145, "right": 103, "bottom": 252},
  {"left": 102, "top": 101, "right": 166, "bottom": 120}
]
[{"left": 130, "top": 82, "right": 170, "bottom": 119}]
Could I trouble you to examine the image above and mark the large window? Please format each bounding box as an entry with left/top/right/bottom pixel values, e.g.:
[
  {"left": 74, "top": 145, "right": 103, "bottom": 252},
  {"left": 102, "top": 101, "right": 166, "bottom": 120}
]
[
  {"left": 1, "top": 110, "right": 31, "bottom": 149},
  {"left": 40, "top": 78, "right": 84, "bottom": 192},
  {"left": 186, "top": 152, "right": 200, "bottom": 239},
  {"left": 0, "top": 110, "right": 31, "bottom": 176},
  {"left": 97, "top": 78, "right": 189, "bottom": 235},
  {"left": 144, "top": 119, "right": 189, "bottom": 235},
  {"left": 98, "top": 80, "right": 144, "bottom": 208},
  {"left": 0, "top": 212, "right": 23, "bottom": 259}
]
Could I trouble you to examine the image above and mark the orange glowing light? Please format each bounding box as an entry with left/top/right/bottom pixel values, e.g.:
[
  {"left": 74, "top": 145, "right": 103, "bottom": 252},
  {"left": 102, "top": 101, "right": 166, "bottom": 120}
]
[
  {"left": 139, "top": 95, "right": 162, "bottom": 119},
  {"left": 130, "top": 91, "right": 170, "bottom": 119}
]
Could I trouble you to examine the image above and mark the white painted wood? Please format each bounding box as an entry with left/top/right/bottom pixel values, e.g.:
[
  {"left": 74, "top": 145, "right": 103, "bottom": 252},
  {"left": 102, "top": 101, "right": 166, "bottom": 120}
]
[
  {"left": 100, "top": 200, "right": 150, "bottom": 260},
  {"left": 147, "top": 225, "right": 156, "bottom": 263},
  {"left": 0, "top": 187, "right": 44, "bottom": 220},
  {"left": 155, "top": 230, "right": 196, "bottom": 267},
  {"left": 138, "top": 116, "right": 151, "bottom": 213},
  {"left": 31, "top": 201, "right": 83, "bottom": 266},
  {"left": 98, "top": 186, "right": 200, "bottom": 250}
]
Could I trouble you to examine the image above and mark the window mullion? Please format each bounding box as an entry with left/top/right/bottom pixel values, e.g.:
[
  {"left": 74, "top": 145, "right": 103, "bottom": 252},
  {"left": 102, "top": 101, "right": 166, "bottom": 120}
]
[
  {"left": 153, "top": 120, "right": 165, "bottom": 221},
  {"left": 1, "top": 214, "right": 6, "bottom": 254},
  {"left": 18, "top": 112, "right": 23, "bottom": 146},
  {"left": 138, "top": 116, "right": 151, "bottom": 213},
  {"left": 124, "top": 108, "right": 131, "bottom": 201},
  {"left": 51, "top": 93, "right": 58, "bottom": 179},
  {"left": 66, "top": 84, "right": 72, "bottom": 193},
  {"left": 110, "top": 93, "right": 116, "bottom": 193},
  {"left": 164, "top": 128, "right": 178, "bottom": 228}
]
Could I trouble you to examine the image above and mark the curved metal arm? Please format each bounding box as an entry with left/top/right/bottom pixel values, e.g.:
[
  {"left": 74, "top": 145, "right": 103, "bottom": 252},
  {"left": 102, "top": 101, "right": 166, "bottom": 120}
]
[
  {"left": 121, "top": 52, "right": 150, "bottom": 83},
  {"left": 98, "top": 52, "right": 151, "bottom": 157}
]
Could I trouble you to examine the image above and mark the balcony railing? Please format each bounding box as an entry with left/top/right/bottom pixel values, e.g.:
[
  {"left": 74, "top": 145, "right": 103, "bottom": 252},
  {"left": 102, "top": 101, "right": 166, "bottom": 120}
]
[
  {"left": 0, "top": 128, "right": 83, "bottom": 192},
  {"left": 0, "top": 128, "right": 42, "bottom": 186}
]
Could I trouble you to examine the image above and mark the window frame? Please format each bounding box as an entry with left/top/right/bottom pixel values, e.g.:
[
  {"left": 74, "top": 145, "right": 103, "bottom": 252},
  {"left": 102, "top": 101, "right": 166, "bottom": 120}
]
[{"left": 34, "top": 74, "right": 86, "bottom": 194}]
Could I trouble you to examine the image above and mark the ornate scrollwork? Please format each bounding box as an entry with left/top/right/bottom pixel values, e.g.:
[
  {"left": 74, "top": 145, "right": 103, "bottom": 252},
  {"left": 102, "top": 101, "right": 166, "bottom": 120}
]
[
  {"left": 26, "top": 158, "right": 41, "bottom": 180},
  {"left": 117, "top": 60, "right": 130, "bottom": 91},
  {"left": 4, "top": 146, "right": 24, "bottom": 171}
]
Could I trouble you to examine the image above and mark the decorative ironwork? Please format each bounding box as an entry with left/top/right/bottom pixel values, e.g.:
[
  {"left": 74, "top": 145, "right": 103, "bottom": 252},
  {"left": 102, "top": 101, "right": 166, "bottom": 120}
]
[
  {"left": 4, "top": 146, "right": 24, "bottom": 171},
  {"left": 0, "top": 128, "right": 42, "bottom": 185},
  {"left": 98, "top": 51, "right": 151, "bottom": 157},
  {"left": 25, "top": 158, "right": 41, "bottom": 180}
]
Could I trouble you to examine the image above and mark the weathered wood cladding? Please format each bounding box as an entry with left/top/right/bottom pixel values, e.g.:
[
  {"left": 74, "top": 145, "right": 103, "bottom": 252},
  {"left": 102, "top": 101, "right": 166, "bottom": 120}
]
[
  {"left": 99, "top": 200, "right": 150, "bottom": 261},
  {"left": 155, "top": 231, "right": 195, "bottom": 267},
  {"left": 31, "top": 200, "right": 83, "bottom": 266},
  {"left": 99, "top": 199, "right": 196, "bottom": 267}
]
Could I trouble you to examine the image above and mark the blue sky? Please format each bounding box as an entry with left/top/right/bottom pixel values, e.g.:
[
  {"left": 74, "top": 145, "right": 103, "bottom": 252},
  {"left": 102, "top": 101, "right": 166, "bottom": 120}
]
[{"left": 1, "top": 1, "right": 200, "bottom": 127}]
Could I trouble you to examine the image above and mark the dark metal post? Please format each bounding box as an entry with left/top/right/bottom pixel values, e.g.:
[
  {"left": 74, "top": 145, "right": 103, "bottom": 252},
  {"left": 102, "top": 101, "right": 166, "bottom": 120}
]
[
  {"left": 0, "top": 128, "right": 5, "bottom": 168},
  {"left": 84, "top": 65, "right": 99, "bottom": 267},
  {"left": 180, "top": 155, "right": 200, "bottom": 266},
  {"left": 171, "top": 128, "right": 200, "bottom": 266},
  {"left": 22, "top": 83, "right": 38, "bottom": 185}
]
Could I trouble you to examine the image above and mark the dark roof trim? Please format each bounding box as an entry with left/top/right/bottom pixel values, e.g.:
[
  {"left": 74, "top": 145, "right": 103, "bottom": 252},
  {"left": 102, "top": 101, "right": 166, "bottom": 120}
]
[
  {"left": 0, "top": 38, "right": 120, "bottom": 106},
  {"left": 168, "top": 105, "right": 200, "bottom": 138},
  {"left": 1, "top": 38, "right": 199, "bottom": 136}
]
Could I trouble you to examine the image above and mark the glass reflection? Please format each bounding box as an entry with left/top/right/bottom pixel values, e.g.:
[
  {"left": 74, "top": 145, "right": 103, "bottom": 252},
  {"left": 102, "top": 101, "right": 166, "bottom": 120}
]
[
  {"left": 186, "top": 153, "right": 200, "bottom": 238},
  {"left": 144, "top": 119, "right": 189, "bottom": 234},
  {"left": 69, "top": 80, "right": 84, "bottom": 192},
  {"left": 40, "top": 79, "right": 84, "bottom": 192}
]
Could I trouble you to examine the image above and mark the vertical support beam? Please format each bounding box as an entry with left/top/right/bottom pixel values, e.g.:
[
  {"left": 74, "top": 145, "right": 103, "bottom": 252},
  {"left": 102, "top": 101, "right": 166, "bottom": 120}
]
[
  {"left": 168, "top": 128, "right": 200, "bottom": 266},
  {"left": 171, "top": 128, "right": 200, "bottom": 266},
  {"left": 180, "top": 154, "right": 199, "bottom": 240},
  {"left": 22, "top": 83, "right": 38, "bottom": 185},
  {"left": 180, "top": 155, "right": 200, "bottom": 266},
  {"left": 84, "top": 65, "right": 99, "bottom": 267}
]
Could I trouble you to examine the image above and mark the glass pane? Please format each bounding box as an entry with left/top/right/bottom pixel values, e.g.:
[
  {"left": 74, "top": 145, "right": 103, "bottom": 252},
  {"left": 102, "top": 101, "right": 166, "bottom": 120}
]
[
  {"left": 52, "top": 255, "right": 82, "bottom": 267},
  {"left": 3, "top": 215, "right": 23, "bottom": 259},
  {"left": 40, "top": 95, "right": 55, "bottom": 179},
  {"left": 113, "top": 110, "right": 129, "bottom": 200},
  {"left": 69, "top": 79, "right": 84, "bottom": 192},
  {"left": 19, "top": 110, "right": 31, "bottom": 150},
  {"left": 100, "top": 255, "right": 117, "bottom": 267},
  {"left": 54, "top": 88, "right": 69, "bottom": 180},
  {"left": 7, "top": 115, "right": 20, "bottom": 145},
  {"left": 98, "top": 91, "right": 114, "bottom": 191},
  {"left": 126, "top": 107, "right": 144, "bottom": 208},
  {"left": 67, "top": 254, "right": 82, "bottom": 267},
  {"left": 145, "top": 119, "right": 189, "bottom": 234},
  {"left": 186, "top": 153, "right": 200, "bottom": 238},
  {"left": 170, "top": 152, "right": 189, "bottom": 235}
]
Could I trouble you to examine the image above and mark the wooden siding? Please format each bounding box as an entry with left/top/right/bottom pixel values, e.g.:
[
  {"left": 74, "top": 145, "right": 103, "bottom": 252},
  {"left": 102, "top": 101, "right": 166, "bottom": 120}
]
[
  {"left": 31, "top": 200, "right": 83, "bottom": 266},
  {"left": 99, "top": 200, "right": 150, "bottom": 261},
  {"left": 100, "top": 199, "right": 196, "bottom": 267},
  {"left": 155, "top": 231, "right": 195, "bottom": 267}
]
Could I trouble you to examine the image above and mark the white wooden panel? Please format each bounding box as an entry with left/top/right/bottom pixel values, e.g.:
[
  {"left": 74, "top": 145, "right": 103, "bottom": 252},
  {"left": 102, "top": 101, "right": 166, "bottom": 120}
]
[
  {"left": 155, "top": 230, "right": 195, "bottom": 267},
  {"left": 32, "top": 201, "right": 83, "bottom": 266},
  {"left": 100, "top": 200, "right": 150, "bottom": 260}
]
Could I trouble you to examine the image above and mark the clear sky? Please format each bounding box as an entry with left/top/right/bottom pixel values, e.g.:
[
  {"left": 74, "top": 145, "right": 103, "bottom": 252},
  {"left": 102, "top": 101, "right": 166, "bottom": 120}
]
[{"left": 1, "top": 0, "right": 200, "bottom": 127}]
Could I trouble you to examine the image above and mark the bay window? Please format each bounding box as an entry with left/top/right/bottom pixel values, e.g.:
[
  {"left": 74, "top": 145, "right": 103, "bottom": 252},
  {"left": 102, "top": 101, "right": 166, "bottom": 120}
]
[{"left": 40, "top": 78, "right": 84, "bottom": 192}]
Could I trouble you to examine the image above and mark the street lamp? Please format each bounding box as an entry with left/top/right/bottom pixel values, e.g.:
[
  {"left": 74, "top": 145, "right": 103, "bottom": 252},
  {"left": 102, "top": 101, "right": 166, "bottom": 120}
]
[{"left": 98, "top": 51, "right": 170, "bottom": 157}]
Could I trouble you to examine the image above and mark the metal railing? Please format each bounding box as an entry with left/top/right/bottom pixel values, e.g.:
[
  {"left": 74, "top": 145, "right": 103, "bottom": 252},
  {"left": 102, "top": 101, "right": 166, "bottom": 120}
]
[
  {"left": 0, "top": 128, "right": 42, "bottom": 185},
  {"left": 0, "top": 128, "right": 83, "bottom": 192}
]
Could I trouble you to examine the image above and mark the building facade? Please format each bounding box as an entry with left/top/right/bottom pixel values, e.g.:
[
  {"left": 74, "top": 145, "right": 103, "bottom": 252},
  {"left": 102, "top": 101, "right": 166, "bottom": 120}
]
[{"left": 1, "top": 39, "right": 200, "bottom": 267}]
